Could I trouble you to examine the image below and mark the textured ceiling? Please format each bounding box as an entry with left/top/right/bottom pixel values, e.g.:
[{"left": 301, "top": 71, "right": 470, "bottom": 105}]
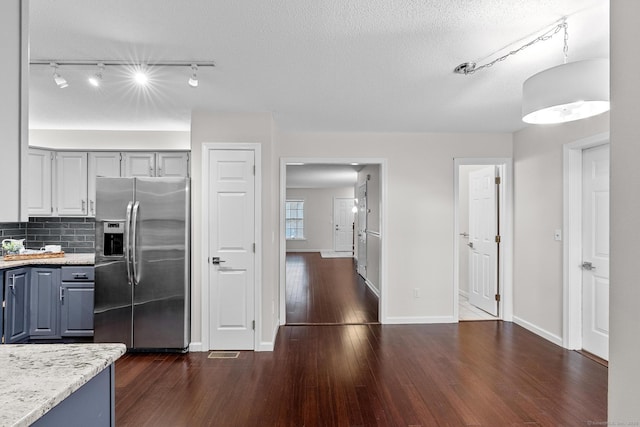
[{"left": 28, "top": 0, "right": 609, "bottom": 133}]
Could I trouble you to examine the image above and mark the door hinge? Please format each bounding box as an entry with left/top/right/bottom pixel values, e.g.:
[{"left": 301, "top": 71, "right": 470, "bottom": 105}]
[
  {"left": 495, "top": 235, "right": 501, "bottom": 243},
  {"left": 253, "top": 243, "right": 255, "bottom": 253},
  {"left": 495, "top": 294, "right": 501, "bottom": 302},
  {"left": 252, "top": 320, "right": 255, "bottom": 330},
  {"left": 253, "top": 165, "right": 256, "bottom": 175},
  {"left": 495, "top": 176, "right": 501, "bottom": 185},
  {"left": 207, "top": 257, "right": 210, "bottom": 264}
]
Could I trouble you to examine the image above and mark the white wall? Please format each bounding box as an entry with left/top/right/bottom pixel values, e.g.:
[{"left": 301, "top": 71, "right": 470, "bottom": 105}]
[
  {"left": 457, "top": 165, "right": 486, "bottom": 296},
  {"left": 190, "top": 110, "right": 279, "bottom": 351},
  {"left": 29, "top": 129, "right": 190, "bottom": 150},
  {"left": 277, "top": 131, "right": 512, "bottom": 322},
  {"left": 512, "top": 113, "right": 609, "bottom": 342},
  {"left": 285, "top": 187, "right": 354, "bottom": 252},
  {"left": 0, "top": 0, "right": 28, "bottom": 222},
  {"left": 609, "top": 1, "right": 640, "bottom": 421}
]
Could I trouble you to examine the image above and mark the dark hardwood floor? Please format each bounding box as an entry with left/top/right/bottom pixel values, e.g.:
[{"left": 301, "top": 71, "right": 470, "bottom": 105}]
[
  {"left": 286, "top": 252, "right": 379, "bottom": 324},
  {"left": 115, "top": 322, "right": 607, "bottom": 426},
  {"left": 115, "top": 253, "right": 607, "bottom": 425}
]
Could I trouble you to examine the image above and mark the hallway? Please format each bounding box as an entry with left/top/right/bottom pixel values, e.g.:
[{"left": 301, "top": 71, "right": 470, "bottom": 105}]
[{"left": 286, "top": 252, "right": 379, "bottom": 324}]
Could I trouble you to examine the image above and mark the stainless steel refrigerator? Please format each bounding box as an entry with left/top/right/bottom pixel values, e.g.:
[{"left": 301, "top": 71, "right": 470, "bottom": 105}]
[{"left": 94, "top": 177, "right": 190, "bottom": 352}]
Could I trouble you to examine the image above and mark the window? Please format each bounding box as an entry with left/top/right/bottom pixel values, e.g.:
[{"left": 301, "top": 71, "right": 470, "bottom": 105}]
[{"left": 286, "top": 200, "right": 305, "bottom": 239}]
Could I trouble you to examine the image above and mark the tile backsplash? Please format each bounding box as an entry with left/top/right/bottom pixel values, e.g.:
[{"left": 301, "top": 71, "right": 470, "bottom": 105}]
[{"left": 0, "top": 217, "right": 95, "bottom": 254}]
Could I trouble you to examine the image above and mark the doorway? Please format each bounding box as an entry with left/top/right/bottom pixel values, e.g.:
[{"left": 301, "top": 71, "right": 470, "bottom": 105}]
[
  {"left": 454, "top": 158, "right": 513, "bottom": 322},
  {"left": 279, "top": 158, "right": 387, "bottom": 325},
  {"left": 563, "top": 132, "right": 610, "bottom": 360}
]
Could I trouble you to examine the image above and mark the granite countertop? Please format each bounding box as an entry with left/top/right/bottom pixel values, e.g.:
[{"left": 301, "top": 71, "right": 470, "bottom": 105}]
[
  {"left": 0, "top": 343, "right": 126, "bottom": 427},
  {"left": 0, "top": 253, "right": 94, "bottom": 270}
]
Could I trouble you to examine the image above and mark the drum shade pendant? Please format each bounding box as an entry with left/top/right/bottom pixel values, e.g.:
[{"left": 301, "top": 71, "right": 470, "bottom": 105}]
[
  {"left": 453, "top": 18, "right": 610, "bottom": 125},
  {"left": 522, "top": 59, "right": 609, "bottom": 124}
]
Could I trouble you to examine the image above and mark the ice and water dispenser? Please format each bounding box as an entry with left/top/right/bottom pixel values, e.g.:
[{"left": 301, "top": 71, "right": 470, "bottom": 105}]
[{"left": 102, "top": 221, "right": 125, "bottom": 256}]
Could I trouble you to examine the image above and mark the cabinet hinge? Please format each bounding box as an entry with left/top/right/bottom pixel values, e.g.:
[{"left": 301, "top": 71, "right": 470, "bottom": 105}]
[
  {"left": 495, "top": 176, "right": 501, "bottom": 185},
  {"left": 495, "top": 294, "right": 501, "bottom": 302},
  {"left": 252, "top": 320, "right": 255, "bottom": 330},
  {"left": 495, "top": 235, "right": 501, "bottom": 243}
]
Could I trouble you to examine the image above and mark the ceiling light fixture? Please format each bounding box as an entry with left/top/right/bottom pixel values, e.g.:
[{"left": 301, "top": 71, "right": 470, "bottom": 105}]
[
  {"left": 33, "top": 60, "right": 215, "bottom": 89},
  {"left": 50, "top": 62, "right": 68, "bottom": 89},
  {"left": 88, "top": 63, "right": 105, "bottom": 87},
  {"left": 453, "top": 18, "right": 609, "bottom": 125},
  {"left": 188, "top": 64, "right": 199, "bottom": 88}
]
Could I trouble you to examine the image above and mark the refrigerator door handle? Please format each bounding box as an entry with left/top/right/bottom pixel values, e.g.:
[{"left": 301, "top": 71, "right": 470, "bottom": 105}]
[
  {"left": 125, "top": 201, "right": 134, "bottom": 285},
  {"left": 131, "top": 201, "right": 141, "bottom": 286}
]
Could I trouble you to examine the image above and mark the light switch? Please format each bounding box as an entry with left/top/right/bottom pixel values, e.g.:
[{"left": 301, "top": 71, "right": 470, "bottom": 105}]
[{"left": 554, "top": 229, "right": 562, "bottom": 241}]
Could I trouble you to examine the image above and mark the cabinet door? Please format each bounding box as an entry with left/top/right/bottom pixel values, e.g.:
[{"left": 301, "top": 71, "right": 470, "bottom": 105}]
[
  {"left": 5, "top": 268, "right": 29, "bottom": 343},
  {"left": 88, "top": 152, "right": 121, "bottom": 217},
  {"left": 60, "top": 282, "right": 94, "bottom": 337},
  {"left": 56, "top": 152, "right": 88, "bottom": 216},
  {"left": 122, "top": 152, "right": 156, "bottom": 177},
  {"left": 28, "top": 149, "right": 53, "bottom": 216},
  {"left": 156, "top": 152, "right": 189, "bottom": 177},
  {"left": 30, "top": 268, "right": 61, "bottom": 339}
]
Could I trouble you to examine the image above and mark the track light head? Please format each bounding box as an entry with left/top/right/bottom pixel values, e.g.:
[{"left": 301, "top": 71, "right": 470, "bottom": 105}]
[
  {"left": 50, "top": 62, "right": 68, "bottom": 88},
  {"left": 88, "top": 63, "right": 105, "bottom": 87},
  {"left": 188, "top": 64, "right": 198, "bottom": 88}
]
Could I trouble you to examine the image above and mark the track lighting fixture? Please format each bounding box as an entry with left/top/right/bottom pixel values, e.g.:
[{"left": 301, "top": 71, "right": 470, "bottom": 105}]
[
  {"left": 50, "top": 63, "right": 68, "bottom": 89},
  {"left": 34, "top": 59, "right": 215, "bottom": 91},
  {"left": 88, "top": 63, "right": 105, "bottom": 87},
  {"left": 188, "top": 64, "right": 198, "bottom": 88}
]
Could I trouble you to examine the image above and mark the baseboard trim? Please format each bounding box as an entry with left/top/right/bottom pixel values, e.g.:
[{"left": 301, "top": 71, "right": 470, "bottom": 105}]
[
  {"left": 384, "top": 316, "right": 457, "bottom": 324},
  {"left": 513, "top": 316, "right": 563, "bottom": 347},
  {"left": 257, "top": 322, "right": 280, "bottom": 352},
  {"left": 285, "top": 249, "right": 325, "bottom": 253},
  {"left": 458, "top": 289, "right": 469, "bottom": 298},
  {"left": 365, "top": 279, "right": 380, "bottom": 297},
  {"left": 189, "top": 341, "right": 203, "bottom": 352}
]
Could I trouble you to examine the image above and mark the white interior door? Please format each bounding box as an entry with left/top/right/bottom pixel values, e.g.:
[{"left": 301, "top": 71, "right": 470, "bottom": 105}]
[
  {"left": 334, "top": 198, "right": 354, "bottom": 252},
  {"left": 582, "top": 144, "right": 609, "bottom": 360},
  {"left": 356, "top": 183, "right": 367, "bottom": 277},
  {"left": 208, "top": 149, "right": 255, "bottom": 350},
  {"left": 468, "top": 166, "right": 498, "bottom": 316}
]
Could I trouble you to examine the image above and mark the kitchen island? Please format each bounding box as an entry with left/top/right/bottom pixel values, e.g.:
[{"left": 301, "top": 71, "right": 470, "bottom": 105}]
[{"left": 0, "top": 343, "right": 125, "bottom": 427}]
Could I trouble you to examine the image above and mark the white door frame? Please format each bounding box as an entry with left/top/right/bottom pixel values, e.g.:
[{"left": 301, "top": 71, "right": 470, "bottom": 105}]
[
  {"left": 562, "top": 132, "right": 610, "bottom": 350},
  {"left": 279, "top": 157, "right": 388, "bottom": 324},
  {"left": 453, "top": 158, "right": 513, "bottom": 322},
  {"left": 201, "top": 143, "right": 262, "bottom": 351}
]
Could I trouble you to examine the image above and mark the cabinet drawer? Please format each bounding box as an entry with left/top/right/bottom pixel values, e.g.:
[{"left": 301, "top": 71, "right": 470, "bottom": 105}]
[{"left": 61, "top": 266, "right": 95, "bottom": 282}]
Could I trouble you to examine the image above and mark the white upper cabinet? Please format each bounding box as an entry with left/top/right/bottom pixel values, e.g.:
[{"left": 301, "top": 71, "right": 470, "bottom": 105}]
[
  {"left": 55, "top": 152, "right": 88, "bottom": 216},
  {"left": 27, "top": 149, "right": 54, "bottom": 216},
  {"left": 157, "top": 152, "right": 189, "bottom": 177},
  {"left": 88, "top": 152, "right": 122, "bottom": 217},
  {"left": 122, "top": 152, "right": 156, "bottom": 177},
  {"left": 123, "top": 152, "right": 189, "bottom": 177}
]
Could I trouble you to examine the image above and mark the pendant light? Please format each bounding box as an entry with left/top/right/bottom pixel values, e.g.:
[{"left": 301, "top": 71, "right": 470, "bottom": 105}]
[
  {"left": 453, "top": 18, "right": 610, "bottom": 125},
  {"left": 521, "top": 21, "right": 609, "bottom": 124}
]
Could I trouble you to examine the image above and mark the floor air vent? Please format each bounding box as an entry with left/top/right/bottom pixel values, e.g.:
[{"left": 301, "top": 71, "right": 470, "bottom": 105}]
[{"left": 208, "top": 351, "right": 240, "bottom": 359}]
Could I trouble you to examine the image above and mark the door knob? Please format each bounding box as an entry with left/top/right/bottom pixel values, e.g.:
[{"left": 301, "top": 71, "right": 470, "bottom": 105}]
[
  {"left": 581, "top": 261, "right": 596, "bottom": 271},
  {"left": 211, "top": 257, "right": 226, "bottom": 265},
  {"left": 467, "top": 242, "right": 474, "bottom": 249}
]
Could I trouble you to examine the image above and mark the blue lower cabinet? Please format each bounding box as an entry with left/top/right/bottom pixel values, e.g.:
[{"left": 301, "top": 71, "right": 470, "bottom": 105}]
[
  {"left": 4, "top": 268, "right": 30, "bottom": 343},
  {"left": 30, "top": 268, "right": 61, "bottom": 339}
]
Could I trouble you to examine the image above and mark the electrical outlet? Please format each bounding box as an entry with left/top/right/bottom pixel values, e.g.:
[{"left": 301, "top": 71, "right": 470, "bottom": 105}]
[{"left": 554, "top": 229, "right": 562, "bottom": 241}]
